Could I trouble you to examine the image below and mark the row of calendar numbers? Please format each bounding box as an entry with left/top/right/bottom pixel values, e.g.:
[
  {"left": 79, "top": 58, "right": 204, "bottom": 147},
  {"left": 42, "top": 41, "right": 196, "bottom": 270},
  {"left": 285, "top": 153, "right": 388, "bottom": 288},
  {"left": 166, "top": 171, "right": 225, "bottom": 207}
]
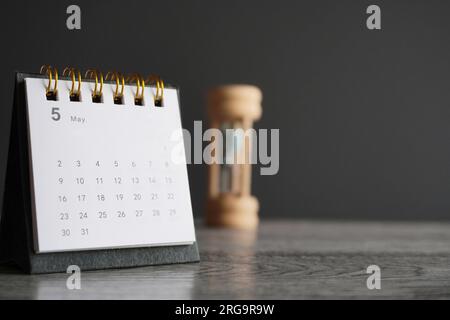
[
  {"left": 57, "top": 175, "right": 174, "bottom": 186},
  {"left": 57, "top": 202, "right": 178, "bottom": 235},
  {"left": 57, "top": 159, "right": 172, "bottom": 168},
  {"left": 57, "top": 191, "right": 176, "bottom": 202},
  {"left": 59, "top": 207, "right": 177, "bottom": 222}
]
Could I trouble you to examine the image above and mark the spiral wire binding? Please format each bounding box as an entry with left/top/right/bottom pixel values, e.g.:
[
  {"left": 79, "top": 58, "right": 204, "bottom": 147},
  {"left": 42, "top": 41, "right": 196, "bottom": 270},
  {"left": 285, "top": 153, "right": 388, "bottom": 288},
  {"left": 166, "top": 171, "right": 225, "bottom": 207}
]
[
  {"left": 63, "top": 67, "right": 82, "bottom": 101},
  {"left": 40, "top": 65, "right": 58, "bottom": 100},
  {"left": 38, "top": 66, "right": 165, "bottom": 106},
  {"left": 147, "top": 74, "right": 164, "bottom": 106},
  {"left": 85, "top": 69, "right": 104, "bottom": 103},
  {"left": 105, "top": 71, "right": 125, "bottom": 104},
  {"left": 126, "top": 74, "right": 145, "bottom": 105}
]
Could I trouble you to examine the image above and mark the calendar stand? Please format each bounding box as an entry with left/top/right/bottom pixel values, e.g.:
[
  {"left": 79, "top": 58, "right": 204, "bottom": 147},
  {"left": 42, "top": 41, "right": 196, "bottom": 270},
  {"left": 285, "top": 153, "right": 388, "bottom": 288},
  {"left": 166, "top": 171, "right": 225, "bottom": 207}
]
[{"left": 0, "top": 72, "right": 200, "bottom": 274}]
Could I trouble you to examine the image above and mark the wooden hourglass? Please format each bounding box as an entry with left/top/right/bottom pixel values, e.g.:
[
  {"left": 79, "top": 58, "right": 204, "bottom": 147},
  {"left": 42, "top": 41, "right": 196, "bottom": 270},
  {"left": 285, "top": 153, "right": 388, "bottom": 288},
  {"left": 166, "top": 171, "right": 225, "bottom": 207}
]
[{"left": 206, "top": 85, "right": 262, "bottom": 230}]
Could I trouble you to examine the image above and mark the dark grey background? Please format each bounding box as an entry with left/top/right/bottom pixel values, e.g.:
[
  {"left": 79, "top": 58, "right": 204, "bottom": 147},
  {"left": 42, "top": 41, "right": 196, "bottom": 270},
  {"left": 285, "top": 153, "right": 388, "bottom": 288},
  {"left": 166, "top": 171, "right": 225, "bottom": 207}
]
[{"left": 1, "top": 0, "right": 450, "bottom": 220}]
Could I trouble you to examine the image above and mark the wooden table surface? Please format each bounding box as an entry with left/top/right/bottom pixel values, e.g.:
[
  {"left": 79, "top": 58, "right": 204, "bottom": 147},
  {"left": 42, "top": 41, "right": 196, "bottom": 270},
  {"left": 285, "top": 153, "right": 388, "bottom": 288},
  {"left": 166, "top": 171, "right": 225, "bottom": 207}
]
[{"left": 0, "top": 220, "right": 450, "bottom": 299}]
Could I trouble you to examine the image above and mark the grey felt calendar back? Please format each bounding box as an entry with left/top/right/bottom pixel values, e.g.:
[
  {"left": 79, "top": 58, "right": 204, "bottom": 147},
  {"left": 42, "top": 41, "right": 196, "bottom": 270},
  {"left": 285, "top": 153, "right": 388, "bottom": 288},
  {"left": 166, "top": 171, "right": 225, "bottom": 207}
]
[{"left": 0, "top": 72, "right": 199, "bottom": 274}]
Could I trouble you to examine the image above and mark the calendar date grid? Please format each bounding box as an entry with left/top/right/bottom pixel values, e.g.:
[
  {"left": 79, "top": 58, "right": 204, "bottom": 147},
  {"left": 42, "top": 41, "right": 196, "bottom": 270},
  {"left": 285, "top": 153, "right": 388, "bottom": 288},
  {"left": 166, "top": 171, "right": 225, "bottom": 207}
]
[{"left": 53, "top": 158, "right": 180, "bottom": 239}]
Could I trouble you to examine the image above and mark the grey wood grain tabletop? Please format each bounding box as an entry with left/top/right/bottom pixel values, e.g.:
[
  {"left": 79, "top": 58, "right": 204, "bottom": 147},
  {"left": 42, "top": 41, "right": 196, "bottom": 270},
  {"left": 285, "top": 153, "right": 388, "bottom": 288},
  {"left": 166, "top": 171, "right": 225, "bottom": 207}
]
[{"left": 1, "top": 220, "right": 450, "bottom": 299}]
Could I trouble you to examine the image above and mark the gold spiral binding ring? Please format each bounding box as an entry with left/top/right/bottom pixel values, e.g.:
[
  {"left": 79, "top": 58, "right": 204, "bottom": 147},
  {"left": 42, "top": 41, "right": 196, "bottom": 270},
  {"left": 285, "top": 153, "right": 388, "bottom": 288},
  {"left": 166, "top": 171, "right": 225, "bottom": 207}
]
[
  {"left": 127, "top": 74, "right": 145, "bottom": 105},
  {"left": 40, "top": 65, "right": 58, "bottom": 100},
  {"left": 146, "top": 75, "right": 164, "bottom": 106},
  {"left": 105, "top": 71, "right": 125, "bottom": 104},
  {"left": 63, "top": 67, "right": 82, "bottom": 101},
  {"left": 85, "top": 69, "right": 104, "bottom": 103}
]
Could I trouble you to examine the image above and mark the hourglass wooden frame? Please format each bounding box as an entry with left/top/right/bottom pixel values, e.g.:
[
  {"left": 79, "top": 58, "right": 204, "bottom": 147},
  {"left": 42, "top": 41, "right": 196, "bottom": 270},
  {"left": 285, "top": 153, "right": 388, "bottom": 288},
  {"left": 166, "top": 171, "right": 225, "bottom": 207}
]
[{"left": 206, "top": 85, "right": 262, "bottom": 230}]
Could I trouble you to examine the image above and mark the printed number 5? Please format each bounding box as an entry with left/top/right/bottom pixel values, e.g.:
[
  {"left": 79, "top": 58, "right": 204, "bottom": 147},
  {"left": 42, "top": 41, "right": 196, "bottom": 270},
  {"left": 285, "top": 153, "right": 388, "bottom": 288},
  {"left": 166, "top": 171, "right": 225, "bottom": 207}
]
[{"left": 51, "top": 107, "right": 61, "bottom": 121}]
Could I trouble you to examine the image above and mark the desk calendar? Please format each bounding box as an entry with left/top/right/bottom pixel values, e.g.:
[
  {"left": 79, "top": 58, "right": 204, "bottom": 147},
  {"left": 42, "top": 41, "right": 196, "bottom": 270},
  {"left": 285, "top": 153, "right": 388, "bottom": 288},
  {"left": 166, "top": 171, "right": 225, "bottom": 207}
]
[{"left": 0, "top": 67, "right": 199, "bottom": 273}]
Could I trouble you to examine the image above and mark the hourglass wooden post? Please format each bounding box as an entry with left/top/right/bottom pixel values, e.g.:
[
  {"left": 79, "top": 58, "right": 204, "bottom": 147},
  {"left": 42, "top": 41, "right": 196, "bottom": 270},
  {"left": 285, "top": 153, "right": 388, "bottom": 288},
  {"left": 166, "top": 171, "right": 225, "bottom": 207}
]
[{"left": 206, "top": 85, "right": 262, "bottom": 230}]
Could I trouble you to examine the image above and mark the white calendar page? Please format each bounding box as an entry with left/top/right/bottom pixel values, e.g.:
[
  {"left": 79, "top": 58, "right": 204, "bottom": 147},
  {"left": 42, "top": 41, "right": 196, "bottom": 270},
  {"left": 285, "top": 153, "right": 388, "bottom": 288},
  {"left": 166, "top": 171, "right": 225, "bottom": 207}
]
[{"left": 24, "top": 77, "right": 196, "bottom": 253}]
